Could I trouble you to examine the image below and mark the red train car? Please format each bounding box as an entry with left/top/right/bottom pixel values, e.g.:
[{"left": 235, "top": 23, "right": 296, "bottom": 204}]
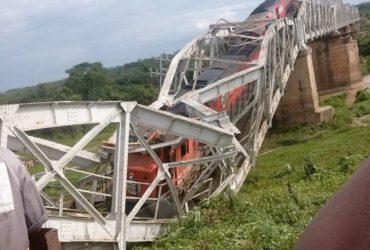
[
  {"left": 205, "top": 0, "right": 295, "bottom": 118},
  {"left": 124, "top": 139, "right": 202, "bottom": 199}
]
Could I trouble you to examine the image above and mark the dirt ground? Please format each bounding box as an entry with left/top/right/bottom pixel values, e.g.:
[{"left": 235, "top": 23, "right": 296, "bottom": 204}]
[
  {"left": 319, "top": 75, "right": 370, "bottom": 105},
  {"left": 352, "top": 114, "right": 370, "bottom": 127}
]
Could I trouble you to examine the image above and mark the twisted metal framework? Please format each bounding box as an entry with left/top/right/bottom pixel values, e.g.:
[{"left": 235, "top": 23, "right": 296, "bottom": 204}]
[{"left": 0, "top": 0, "right": 359, "bottom": 248}]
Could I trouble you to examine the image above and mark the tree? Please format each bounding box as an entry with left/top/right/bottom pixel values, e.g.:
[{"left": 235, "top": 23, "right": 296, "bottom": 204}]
[
  {"left": 121, "top": 84, "right": 159, "bottom": 105},
  {"left": 64, "top": 62, "right": 118, "bottom": 101}
]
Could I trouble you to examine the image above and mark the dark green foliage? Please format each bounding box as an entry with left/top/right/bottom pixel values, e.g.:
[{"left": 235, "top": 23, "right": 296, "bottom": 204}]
[
  {"left": 321, "top": 93, "right": 352, "bottom": 130},
  {"left": 114, "top": 62, "right": 156, "bottom": 86},
  {"left": 355, "top": 90, "right": 370, "bottom": 103},
  {"left": 278, "top": 137, "right": 306, "bottom": 146},
  {"left": 321, "top": 93, "right": 347, "bottom": 108},
  {"left": 358, "top": 2, "right": 370, "bottom": 17},
  {"left": 273, "top": 164, "right": 293, "bottom": 179},
  {"left": 287, "top": 183, "right": 301, "bottom": 208},
  {"left": 64, "top": 62, "right": 115, "bottom": 101},
  {"left": 119, "top": 84, "right": 159, "bottom": 105},
  {"left": 357, "top": 3, "right": 370, "bottom": 74},
  {"left": 360, "top": 56, "right": 370, "bottom": 75},
  {"left": 352, "top": 90, "right": 370, "bottom": 117},
  {"left": 338, "top": 156, "right": 353, "bottom": 173},
  {"left": 303, "top": 158, "right": 318, "bottom": 178},
  {"left": 353, "top": 102, "right": 370, "bottom": 117},
  {"left": 0, "top": 57, "right": 165, "bottom": 105},
  {"left": 358, "top": 36, "right": 370, "bottom": 57},
  {"left": 0, "top": 80, "right": 66, "bottom": 104}
]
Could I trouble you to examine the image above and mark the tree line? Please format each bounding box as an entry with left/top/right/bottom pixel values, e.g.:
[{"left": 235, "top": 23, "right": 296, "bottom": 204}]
[{"left": 0, "top": 56, "right": 170, "bottom": 105}]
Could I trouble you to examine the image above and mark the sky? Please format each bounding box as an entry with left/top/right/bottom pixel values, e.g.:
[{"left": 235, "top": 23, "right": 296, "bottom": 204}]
[{"left": 0, "top": 0, "right": 366, "bottom": 92}]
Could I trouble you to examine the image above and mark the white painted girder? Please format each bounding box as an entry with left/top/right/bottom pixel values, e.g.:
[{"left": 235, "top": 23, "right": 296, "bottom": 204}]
[
  {"left": 43, "top": 218, "right": 163, "bottom": 242},
  {"left": 0, "top": 102, "right": 234, "bottom": 148}
]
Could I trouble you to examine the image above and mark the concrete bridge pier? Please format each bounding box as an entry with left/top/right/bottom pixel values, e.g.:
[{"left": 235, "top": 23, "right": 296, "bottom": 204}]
[{"left": 274, "top": 47, "right": 334, "bottom": 127}]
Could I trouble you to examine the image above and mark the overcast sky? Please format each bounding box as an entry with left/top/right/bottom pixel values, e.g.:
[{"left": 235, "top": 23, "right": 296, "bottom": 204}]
[{"left": 0, "top": 0, "right": 366, "bottom": 92}]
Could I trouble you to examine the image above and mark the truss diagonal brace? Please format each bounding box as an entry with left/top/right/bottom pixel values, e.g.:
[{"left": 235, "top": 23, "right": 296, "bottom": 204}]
[
  {"left": 11, "top": 127, "right": 110, "bottom": 230},
  {"left": 167, "top": 151, "right": 238, "bottom": 169},
  {"left": 126, "top": 173, "right": 164, "bottom": 224},
  {"left": 182, "top": 160, "right": 219, "bottom": 205},
  {"left": 11, "top": 127, "right": 59, "bottom": 191},
  {"left": 54, "top": 107, "right": 122, "bottom": 170},
  {"left": 8, "top": 134, "right": 100, "bottom": 168},
  {"left": 130, "top": 123, "right": 184, "bottom": 216},
  {"left": 181, "top": 99, "right": 240, "bottom": 134},
  {"left": 11, "top": 127, "right": 55, "bottom": 172}
]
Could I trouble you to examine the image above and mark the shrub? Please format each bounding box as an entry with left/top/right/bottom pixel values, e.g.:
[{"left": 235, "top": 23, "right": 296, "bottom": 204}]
[
  {"left": 355, "top": 90, "right": 370, "bottom": 103},
  {"left": 353, "top": 103, "right": 370, "bottom": 117},
  {"left": 321, "top": 94, "right": 352, "bottom": 130},
  {"left": 303, "top": 158, "right": 319, "bottom": 178},
  {"left": 321, "top": 93, "right": 347, "bottom": 108},
  {"left": 273, "top": 164, "right": 294, "bottom": 179},
  {"left": 337, "top": 154, "right": 364, "bottom": 173}
]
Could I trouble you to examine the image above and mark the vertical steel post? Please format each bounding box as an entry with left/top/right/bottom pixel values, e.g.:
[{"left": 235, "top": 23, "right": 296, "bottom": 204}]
[
  {"left": 0, "top": 120, "right": 7, "bottom": 148},
  {"left": 159, "top": 55, "right": 163, "bottom": 89},
  {"left": 0, "top": 105, "right": 17, "bottom": 148},
  {"left": 112, "top": 102, "right": 136, "bottom": 250}
]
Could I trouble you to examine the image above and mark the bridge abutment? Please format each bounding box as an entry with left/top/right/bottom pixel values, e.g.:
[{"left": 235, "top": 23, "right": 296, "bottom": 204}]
[
  {"left": 310, "top": 35, "right": 363, "bottom": 95},
  {"left": 274, "top": 48, "right": 334, "bottom": 127}
]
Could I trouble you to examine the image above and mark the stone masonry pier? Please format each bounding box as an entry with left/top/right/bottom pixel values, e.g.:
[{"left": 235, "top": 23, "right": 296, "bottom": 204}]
[
  {"left": 274, "top": 34, "right": 362, "bottom": 127},
  {"left": 310, "top": 35, "right": 363, "bottom": 95}
]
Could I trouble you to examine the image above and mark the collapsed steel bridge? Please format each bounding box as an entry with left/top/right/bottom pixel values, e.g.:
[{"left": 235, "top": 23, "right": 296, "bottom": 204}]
[{"left": 0, "top": 0, "right": 360, "bottom": 249}]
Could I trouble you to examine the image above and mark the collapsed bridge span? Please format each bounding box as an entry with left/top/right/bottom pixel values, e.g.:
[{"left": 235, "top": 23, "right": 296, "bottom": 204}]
[{"left": 0, "top": 0, "right": 360, "bottom": 249}]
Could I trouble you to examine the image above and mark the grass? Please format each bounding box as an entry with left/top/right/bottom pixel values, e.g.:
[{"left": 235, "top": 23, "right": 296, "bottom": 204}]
[
  {"left": 136, "top": 93, "right": 370, "bottom": 250},
  {"left": 352, "top": 90, "right": 370, "bottom": 117}
]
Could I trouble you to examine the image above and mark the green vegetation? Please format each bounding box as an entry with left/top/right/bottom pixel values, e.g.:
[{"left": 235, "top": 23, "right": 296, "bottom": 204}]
[
  {"left": 358, "top": 2, "right": 370, "bottom": 18},
  {"left": 0, "top": 57, "right": 170, "bottom": 105},
  {"left": 357, "top": 2, "right": 370, "bottom": 74},
  {"left": 137, "top": 93, "right": 370, "bottom": 250},
  {"left": 353, "top": 90, "right": 370, "bottom": 117}
]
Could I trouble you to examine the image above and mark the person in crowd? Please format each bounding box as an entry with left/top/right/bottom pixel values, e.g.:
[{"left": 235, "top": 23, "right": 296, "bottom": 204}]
[{"left": 0, "top": 148, "right": 47, "bottom": 250}]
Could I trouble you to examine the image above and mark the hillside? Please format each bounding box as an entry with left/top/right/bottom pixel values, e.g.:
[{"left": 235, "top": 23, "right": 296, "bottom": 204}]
[
  {"left": 0, "top": 56, "right": 172, "bottom": 105},
  {"left": 358, "top": 2, "right": 370, "bottom": 17}
]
